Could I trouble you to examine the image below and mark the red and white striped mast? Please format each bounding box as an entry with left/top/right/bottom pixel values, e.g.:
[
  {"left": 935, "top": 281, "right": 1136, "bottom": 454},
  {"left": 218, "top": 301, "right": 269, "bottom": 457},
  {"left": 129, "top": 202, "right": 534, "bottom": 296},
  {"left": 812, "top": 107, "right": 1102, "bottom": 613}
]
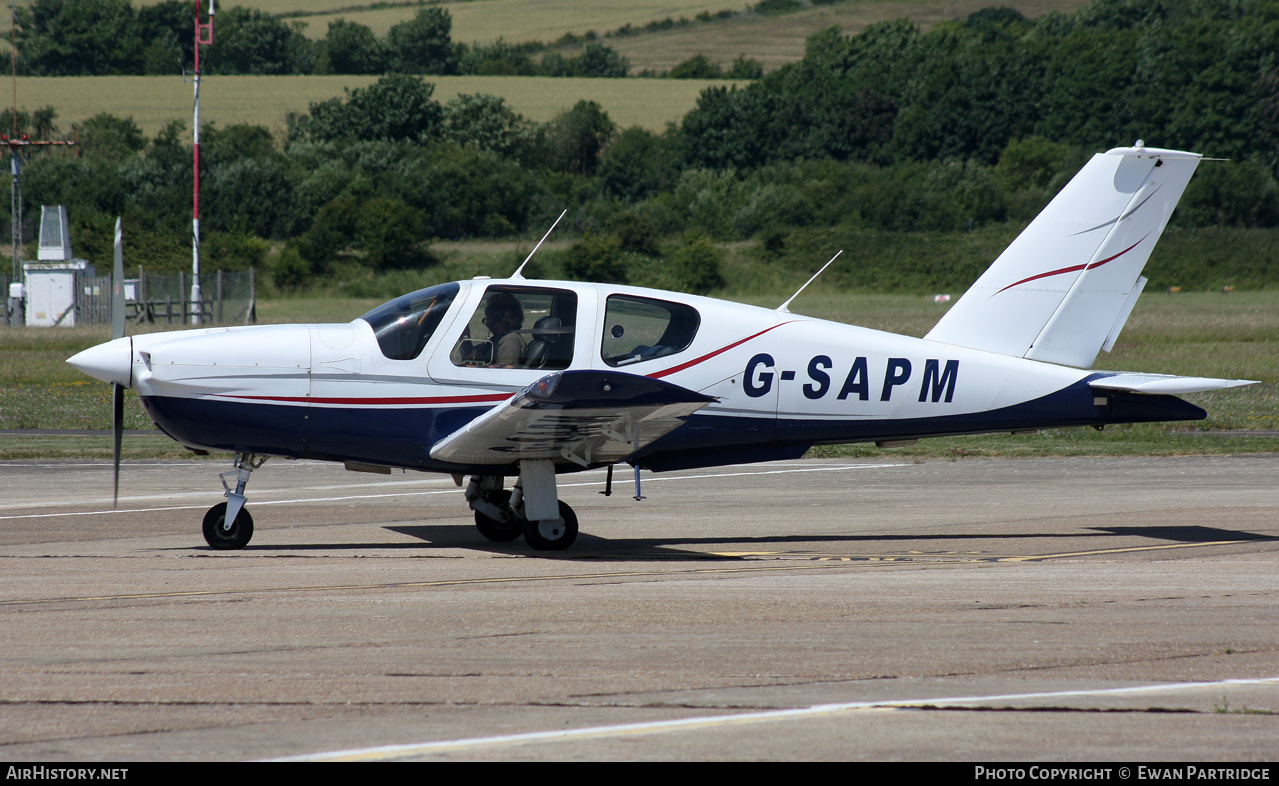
[{"left": 191, "top": 0, "right": 214, "bottom": 324}]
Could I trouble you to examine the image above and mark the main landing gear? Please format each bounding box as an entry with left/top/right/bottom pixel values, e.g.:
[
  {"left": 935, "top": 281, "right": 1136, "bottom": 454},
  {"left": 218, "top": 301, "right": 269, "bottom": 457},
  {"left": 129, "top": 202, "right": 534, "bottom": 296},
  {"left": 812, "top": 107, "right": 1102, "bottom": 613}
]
[
  {"left": 203, "top": 452, "right": 267, "bottom": 550},
  {"left": 464, "top": 459, "right": 578, "bottom": 551},
  {"left": 199, "top": 454, "right": 579, "bottom": 551}
]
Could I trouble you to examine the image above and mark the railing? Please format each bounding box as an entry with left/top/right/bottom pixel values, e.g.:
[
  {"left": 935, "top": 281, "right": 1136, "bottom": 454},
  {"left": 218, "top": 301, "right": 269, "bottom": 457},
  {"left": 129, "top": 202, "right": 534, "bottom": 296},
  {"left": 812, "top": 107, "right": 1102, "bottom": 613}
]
[{"left": 2, "top": 269, "right": 257, "bottom": 327}]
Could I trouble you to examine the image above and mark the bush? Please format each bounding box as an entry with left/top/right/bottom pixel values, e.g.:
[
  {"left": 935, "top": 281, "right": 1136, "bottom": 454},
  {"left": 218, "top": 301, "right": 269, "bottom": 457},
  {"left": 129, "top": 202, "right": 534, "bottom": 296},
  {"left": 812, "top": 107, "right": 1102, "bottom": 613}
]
[
  {"left": 754, "top": 0, "right": 802, "bottom": 16},
  {"left": 271, "top": 246, "right": 313, "bottom": 290},
  {"left": 564, "top": 233, "right": 627, "bottom": 283},
  {"left": 1177, "top": 160, "right": 1279, "bottom": 229},
  {"left": 659, "top": 230, "right": 724, "bottom": 294}
]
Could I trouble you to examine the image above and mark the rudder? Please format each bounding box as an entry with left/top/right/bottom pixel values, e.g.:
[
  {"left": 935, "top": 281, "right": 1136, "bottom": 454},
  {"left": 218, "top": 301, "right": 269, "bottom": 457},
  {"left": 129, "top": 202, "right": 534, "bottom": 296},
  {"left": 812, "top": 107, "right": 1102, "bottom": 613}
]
[{"left": 925, "top": 145, "right": 1201, "bottom": 368}]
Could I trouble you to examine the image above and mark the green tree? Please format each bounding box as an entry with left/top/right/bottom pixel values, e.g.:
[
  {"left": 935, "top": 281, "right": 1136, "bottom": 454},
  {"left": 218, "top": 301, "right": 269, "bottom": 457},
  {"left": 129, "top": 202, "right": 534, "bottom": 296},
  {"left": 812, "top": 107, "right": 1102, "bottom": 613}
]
[
  {"left": 390, "top": 145, "right": 536, "bottom": 239},
  {"left": 569, "top": 43, "right": 630, "bottom": 77},
  {"left": 317, "top": 19, "right": 385, "bottom": 75},
  {"left": 1177, "top": 160, "right": 1279, "bottom": 228},
  {"left": 605, "top": 211, "right": 661, "bottom": 256},
  {"left": 996, "top": 136, "right": 1074, "bottom": 189},
  {"left": 77, "top": 113, "right": 146, "bottom": 163},
  {"left": 205, "top": 156, "right": 296, "bottom": 239},
  {"left": 754, "top": 0, "right": 802, "bottom": 15},
  {"left": 545, "top": 100, "right": 615, "bottom": 175},
  {"left": 599, "top": 126, "right": 676, "bottom": 200},
  {"left": 661, "top": 230, "right": 724, "bottom": 294},
  {"left": 136, "top": 0, "right": 192, "bottom": 75},
  {"left": 204, "top": 228, "right": 270, "bottom": 272},
  {"left": 206, "top": 6, "right": 312, "bottom": 75},
  {"left": 305, "top": 75, "right": 443, "bottom": 144},
  {"left": 355, "top": 197, "right": 429, "bottom": 269},
  {"left": 18, "top": 0, "right": 140, "bottom": 75},
  {"left": 440, "top": 94, "right": 531, "bottom": 159},
  {"left": 0, "top": 106, "right": 60, "bottom": 139},
  {"left": 564, "top": 233, "right": 626, "bottom": 284},
  {"left": 457, "top": 38, "right": 539, "bottom": 76},
  {"left": 296, "top": 195, "right": 359, "bottom": 270},
  {"left": 725, "top": 55, "right": 763, "bottom": 80},
  {"left": 202, "top": 123, "right": 276, "bottom": 163},
  {"left": 670, "top": 54, "right": 721, "bottom": 79},
  {"left": 385, "top": 8, "right": 457, "bottom": 74}
]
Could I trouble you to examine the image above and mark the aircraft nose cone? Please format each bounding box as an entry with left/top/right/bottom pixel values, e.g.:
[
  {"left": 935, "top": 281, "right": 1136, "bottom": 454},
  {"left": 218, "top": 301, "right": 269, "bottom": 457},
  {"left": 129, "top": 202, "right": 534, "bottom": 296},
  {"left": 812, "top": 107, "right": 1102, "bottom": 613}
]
[{"left": 67, "top": 337, "right": 132, "bottom": 387}]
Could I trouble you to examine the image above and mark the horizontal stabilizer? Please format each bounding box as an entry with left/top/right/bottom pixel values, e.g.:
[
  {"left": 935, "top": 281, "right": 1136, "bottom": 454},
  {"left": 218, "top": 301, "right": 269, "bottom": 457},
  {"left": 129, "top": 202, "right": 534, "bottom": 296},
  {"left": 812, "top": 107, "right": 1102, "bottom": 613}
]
[
  {"left": 430, "top": 370, "right": 713, "bottom": 467},
  {"left": 1088, "top": 372, "right": 1254, "bottom": 395},
  {"left": 926, "top": 146, "right": 1201, "bottom": 368}
]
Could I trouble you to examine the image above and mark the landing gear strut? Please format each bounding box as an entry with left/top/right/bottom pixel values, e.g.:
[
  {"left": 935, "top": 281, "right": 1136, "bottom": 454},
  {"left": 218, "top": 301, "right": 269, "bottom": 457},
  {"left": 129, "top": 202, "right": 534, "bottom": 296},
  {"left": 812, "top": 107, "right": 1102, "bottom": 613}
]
[
  {"left": 464, "top": 460, "right": 578, "bottom": 550},
  {"left": 204, "top": 453, "right": 267, "bottom": 550}
]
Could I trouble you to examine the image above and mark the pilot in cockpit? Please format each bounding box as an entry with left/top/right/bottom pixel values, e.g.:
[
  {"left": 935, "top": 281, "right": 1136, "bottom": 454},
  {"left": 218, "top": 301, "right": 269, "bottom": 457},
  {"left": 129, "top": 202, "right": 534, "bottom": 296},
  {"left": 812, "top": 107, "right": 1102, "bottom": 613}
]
[{"left": 483, "top": 291, "right": 526, "bottom": 367}]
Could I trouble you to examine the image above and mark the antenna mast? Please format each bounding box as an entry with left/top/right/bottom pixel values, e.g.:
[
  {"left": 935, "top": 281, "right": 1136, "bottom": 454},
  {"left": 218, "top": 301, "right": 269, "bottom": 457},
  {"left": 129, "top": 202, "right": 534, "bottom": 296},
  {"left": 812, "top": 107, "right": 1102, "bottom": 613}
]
[
  {"left": 8, "top": 0, "right": 20, "bottom": 280},
  {"left": 191, "top": 0, "right": 214, "bottom": 324},
  {"left": 5, "top": 1, "right": 76, "bottom": 282}
]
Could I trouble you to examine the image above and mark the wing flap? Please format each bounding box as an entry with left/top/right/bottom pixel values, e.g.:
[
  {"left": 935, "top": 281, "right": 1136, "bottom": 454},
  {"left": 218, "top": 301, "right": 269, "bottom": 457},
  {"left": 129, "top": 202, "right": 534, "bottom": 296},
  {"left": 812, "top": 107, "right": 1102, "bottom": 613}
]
[{"left": 429, "top": 370, "right": 714, "bottom": 467}]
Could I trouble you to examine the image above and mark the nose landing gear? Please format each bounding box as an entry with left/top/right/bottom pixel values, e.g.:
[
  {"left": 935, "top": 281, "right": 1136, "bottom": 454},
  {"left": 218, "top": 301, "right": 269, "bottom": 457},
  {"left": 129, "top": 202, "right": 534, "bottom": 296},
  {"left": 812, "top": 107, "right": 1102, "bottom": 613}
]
[{"left": 203, "top": 453, "right": 267, "bottom": 550}]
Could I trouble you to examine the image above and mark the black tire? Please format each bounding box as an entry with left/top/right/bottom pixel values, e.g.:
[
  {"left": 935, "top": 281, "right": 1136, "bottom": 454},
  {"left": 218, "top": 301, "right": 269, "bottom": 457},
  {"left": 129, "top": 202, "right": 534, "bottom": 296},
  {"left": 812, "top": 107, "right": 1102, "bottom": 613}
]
[
  {"left": 522, "top": 501, "right": 578, "bottom": 551},
  {"left": 202, "top": 502, "right": 254, "bottom": 550},
  {"left": 474, "top": 489, "right": 523, "bottom": 542}
]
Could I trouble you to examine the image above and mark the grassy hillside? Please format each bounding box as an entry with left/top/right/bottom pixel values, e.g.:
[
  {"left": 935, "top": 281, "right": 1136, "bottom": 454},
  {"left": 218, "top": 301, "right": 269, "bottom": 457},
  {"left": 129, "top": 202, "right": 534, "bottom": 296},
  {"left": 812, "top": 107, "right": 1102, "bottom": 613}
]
[
  {"left": 10, "top": 74, "right": 739, "bottom": 137},
  {"left": 135, "top": 0, "right": 1092, "bottom": 74},
  {"left": 292, "top": 1, "right": 733, "bottom": 42},
  {"left": 604, "top": 0, "right": 1092, "bottom": 74}
]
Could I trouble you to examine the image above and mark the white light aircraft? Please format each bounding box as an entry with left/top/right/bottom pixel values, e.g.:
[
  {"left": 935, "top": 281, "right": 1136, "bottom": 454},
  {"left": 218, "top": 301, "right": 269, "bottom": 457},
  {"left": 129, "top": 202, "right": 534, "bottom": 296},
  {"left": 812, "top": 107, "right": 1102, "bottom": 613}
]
[{"left": 69, "top": 144, "right": 1252, "bottom": 551}]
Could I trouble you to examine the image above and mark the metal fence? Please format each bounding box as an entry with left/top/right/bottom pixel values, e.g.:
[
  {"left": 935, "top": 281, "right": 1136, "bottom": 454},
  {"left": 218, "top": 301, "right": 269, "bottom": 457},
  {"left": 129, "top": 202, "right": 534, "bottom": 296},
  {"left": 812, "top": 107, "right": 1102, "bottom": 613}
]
[{"left": 3, "top": 268, "right": 257, "bottom": 328}]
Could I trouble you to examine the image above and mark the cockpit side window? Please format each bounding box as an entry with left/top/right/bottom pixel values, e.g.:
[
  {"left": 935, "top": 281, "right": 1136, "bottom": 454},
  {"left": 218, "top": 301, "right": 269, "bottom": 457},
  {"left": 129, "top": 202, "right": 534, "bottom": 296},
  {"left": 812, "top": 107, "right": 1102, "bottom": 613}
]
[
  {"left": 451, "top": 286, "right": 578, "bottom": 370},
  {"left": 359, "top": 282, "right": 459, "bottom": 361},
  {"left": 601, "top": 295, "right": 700, "bottom": 367}
]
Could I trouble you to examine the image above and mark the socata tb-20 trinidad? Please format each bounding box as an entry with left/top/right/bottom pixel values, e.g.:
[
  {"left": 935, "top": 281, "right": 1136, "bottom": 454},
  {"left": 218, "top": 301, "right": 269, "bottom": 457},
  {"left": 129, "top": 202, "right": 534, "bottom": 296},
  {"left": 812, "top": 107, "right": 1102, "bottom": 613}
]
[{"left": 68, "top": 144, "right": 1251, "bottom": 551}]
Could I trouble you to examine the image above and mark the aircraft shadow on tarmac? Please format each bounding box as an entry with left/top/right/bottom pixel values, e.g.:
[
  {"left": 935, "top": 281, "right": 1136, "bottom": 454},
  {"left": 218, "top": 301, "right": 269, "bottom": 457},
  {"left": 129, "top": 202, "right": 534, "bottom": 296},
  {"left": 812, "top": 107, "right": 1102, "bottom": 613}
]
[
  {"left": 194, "top": 523, "right": 1276, "bottom": 559},
  {"left": 1089, "top": 525, "right": 1275, "bottom": 543}
]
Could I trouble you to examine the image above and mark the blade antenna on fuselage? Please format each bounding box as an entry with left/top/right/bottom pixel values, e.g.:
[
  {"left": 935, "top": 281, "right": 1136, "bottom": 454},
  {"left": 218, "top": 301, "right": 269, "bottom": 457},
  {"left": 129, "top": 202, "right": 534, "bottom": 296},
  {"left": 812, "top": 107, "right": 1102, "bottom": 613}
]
[
  {"left": 777, "top": 250, "right": 842, "bottom": 313},
  {"left": 511, "top": 209, "right": 567, "bottom": 280}
]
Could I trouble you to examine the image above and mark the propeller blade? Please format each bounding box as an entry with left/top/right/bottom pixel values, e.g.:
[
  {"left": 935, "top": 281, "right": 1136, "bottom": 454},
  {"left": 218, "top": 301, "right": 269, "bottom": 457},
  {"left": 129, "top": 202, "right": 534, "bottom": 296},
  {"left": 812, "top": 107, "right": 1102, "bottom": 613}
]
[
  {"left": 112, "top": 218, "right": 125, "bottom": 340},
  {"left": 112, "top": 382, "right": 124, "bottom": 509},
  {"left": 112, "top": 217, "right": 125, "bottom": 508}
]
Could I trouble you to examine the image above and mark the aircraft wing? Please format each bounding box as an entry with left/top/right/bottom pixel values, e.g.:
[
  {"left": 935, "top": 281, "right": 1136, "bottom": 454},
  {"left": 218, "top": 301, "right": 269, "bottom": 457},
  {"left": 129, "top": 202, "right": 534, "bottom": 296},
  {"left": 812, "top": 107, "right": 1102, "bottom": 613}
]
[
  {"left": 1088, "top": 372, "right": 1254, "bottom": 395},
  {"left": 429, "top": 370, "right": 715, "bottom": 467}
]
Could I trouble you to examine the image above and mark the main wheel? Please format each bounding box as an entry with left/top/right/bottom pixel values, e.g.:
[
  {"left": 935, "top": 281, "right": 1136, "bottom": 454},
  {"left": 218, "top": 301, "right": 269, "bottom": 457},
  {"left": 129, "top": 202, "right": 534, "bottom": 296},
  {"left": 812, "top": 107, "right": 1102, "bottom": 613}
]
[
  {"left": 474, "top": 490, "right": 523, "bottom": 542},
  {"left": 522, "top": 501, "right": 578, "bottom": 551},
  {"left": 202, "top": 502, "right": 254, "bottom": 550}
]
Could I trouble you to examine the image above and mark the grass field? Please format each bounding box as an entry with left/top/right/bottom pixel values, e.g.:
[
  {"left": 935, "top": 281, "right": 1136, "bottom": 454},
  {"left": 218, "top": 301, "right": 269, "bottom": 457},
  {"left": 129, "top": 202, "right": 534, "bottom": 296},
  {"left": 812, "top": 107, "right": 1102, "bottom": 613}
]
[
  {"left": 292, "top": 1, "right": 735, "bottom": 41},
  {"left": 604, "top": 0, "right": 1092, "bottom": 73},
  {"left": 282, "top": 0, "right": 1091, "bottom": 73},
  {"left": 2, "top": 288, "right": 1275, "bottom": 460},
  {"left": 128, "top": 0, "right": 1091, "bottom": 74},
  {"left": 11, "top": 74, "right": 740, "bottom": 138}
]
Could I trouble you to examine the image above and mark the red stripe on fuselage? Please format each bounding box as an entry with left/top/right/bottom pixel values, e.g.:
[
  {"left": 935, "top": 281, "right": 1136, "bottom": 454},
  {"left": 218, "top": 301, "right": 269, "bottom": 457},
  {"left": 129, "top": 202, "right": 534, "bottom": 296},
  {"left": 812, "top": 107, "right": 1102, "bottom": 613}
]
[{"left": 647, "top": 321, "right": 795, "bottom": 379}]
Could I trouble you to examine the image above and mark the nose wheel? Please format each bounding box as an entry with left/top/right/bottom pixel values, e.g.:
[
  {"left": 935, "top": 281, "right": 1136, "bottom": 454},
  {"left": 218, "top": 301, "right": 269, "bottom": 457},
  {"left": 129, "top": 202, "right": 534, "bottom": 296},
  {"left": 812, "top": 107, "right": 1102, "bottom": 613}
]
[
  {"left": 204, "top": 452, "right": 267, "bottom": 550},
  {"left": 203, "top": 502, "right": 254, "bottom": 550}
]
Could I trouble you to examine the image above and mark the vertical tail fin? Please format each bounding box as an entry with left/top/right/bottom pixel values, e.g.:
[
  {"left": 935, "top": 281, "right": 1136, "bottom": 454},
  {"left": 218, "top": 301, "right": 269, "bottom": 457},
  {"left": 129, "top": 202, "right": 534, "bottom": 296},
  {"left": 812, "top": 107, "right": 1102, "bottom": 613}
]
[{"left": 925, "top": 145, "right": 1200, "bottom": 368}]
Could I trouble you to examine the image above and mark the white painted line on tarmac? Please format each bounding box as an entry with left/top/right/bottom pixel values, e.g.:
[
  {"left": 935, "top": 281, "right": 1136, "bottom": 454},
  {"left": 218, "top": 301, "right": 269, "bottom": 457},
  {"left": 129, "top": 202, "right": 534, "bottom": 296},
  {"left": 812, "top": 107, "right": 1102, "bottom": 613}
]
[{"left": 272, "top": 676, "right": 1279, "bottom": 761}]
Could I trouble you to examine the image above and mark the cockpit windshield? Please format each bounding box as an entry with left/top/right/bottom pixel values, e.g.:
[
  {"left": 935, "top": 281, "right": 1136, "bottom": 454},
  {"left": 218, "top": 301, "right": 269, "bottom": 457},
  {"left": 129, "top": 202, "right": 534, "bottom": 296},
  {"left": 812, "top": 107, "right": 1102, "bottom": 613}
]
[{"left": 359, "top": 282, "right": 459, "bottom": 360}]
